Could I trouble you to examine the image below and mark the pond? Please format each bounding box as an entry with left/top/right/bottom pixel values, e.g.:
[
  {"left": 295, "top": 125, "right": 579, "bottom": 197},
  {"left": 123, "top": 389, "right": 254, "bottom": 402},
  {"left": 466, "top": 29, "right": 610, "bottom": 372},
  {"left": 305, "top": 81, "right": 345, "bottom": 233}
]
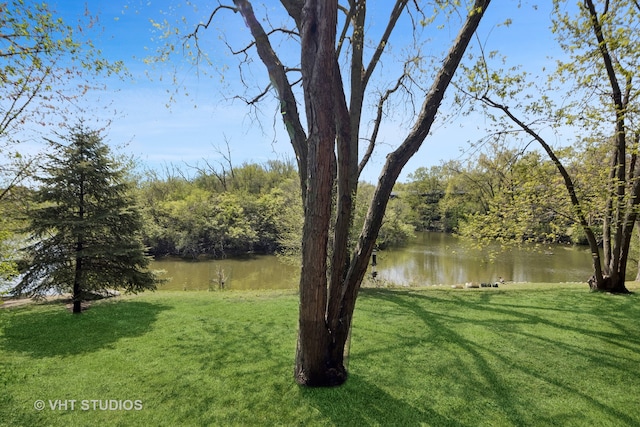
[
  {"left": 375, "top": 231, "right": 592, "bottom": 286},
  {"left": 152, "top": 254, "right": 299, "bottom": 291},
  {"left": 152, "top": 231, "right": 595, "bottom": 290}
]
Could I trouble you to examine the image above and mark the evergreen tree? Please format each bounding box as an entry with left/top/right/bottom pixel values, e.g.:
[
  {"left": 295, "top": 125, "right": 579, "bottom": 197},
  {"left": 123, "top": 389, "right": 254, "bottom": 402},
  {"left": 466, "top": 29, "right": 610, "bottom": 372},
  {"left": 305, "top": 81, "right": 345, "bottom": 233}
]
[{"left": 14, "top": 126, "right": 157, "bottom": 313}]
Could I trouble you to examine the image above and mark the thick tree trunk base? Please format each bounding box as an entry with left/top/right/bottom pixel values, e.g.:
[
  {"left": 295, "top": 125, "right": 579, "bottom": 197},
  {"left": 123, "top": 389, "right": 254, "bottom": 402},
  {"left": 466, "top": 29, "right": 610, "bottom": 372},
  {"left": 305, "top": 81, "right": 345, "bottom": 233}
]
[
  {"left": 588, "top": 275, "right": 631, "bottom": 294},
  {"left": 294, "top": 362, "right": 347, "bottom": 387},
  {"left": 69, "top": 295, "right": 89, "bottom": 313},
  {"left": 294, "top": 323, "right": 351, "bottom": 387}
]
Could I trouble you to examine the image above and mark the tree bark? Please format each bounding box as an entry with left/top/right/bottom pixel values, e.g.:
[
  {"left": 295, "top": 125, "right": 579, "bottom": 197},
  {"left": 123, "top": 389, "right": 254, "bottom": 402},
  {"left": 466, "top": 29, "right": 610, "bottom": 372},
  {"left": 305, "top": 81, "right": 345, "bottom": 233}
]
[
  {"left": 233, "top": 0, "right": 491, "bottom": 386},
  {"left": 321, "top": 0, "right": 492, "bottom": 384},
  {"left": 294, "top": 0, "right": 342, "bottom": 386}
]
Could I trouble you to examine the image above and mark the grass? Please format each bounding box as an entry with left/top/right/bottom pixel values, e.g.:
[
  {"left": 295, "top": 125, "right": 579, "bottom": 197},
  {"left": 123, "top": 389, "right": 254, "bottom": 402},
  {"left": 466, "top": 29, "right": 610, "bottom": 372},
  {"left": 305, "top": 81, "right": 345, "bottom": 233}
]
[{"left": 1, "top": 283, "right": 640, "bottom": 426}]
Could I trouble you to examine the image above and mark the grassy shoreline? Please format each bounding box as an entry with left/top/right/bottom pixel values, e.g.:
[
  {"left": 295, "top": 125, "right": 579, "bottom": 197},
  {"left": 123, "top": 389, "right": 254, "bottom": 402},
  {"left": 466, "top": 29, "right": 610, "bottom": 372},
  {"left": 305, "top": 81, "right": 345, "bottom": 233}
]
[{"left": 1, "top": 284, "right": 639, "bottom": 426}]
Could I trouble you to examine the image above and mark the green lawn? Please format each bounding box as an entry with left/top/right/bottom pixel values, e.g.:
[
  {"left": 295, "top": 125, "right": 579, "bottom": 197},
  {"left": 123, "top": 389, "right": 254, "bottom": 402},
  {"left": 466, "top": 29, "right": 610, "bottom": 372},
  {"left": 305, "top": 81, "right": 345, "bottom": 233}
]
[{"left": 1, "top": 283, "right": 639, "bottom": 426}]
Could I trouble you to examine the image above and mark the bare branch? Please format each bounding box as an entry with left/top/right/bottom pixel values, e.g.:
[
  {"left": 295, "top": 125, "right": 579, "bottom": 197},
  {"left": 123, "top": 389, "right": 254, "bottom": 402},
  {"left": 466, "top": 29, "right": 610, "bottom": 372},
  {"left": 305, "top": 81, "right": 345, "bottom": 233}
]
[
  {"left": 212, "top": 137, "right": 236, "bottom": 184},
  {"left": 0, "top": 155, "right": 39, "bottom": 201},
  {"left": 358, "top": 69, "right": 408, "bottom": 176},
  {"left": 1, "top": 63, "right": 52, "bottom": 137},
  {"left": 242, "top": 83, "right": 273, "bottom": 105},
  {"left": 183, "top": 4, "right": 238, "bottom": 65},
  {"left": 363, "top": 0, "right": 409, "bottom": 88},
  {"left": 233, "top": 0, "right": 308, "bottom": 198},
  {"left": 191, "top": 4, "right": 238, "bottom": 37}
]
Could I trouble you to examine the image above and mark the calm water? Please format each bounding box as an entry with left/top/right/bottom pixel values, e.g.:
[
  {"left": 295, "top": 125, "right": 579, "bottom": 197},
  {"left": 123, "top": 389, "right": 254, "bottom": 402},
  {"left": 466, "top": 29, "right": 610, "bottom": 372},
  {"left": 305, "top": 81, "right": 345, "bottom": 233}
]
[
  {"left": 375, "top": 231, "right": 592, "bottom": 286},
  {"left": 152, "top": 255, "right": 299, "bottom": 291},
  {"left": 152, "top": 232, "right": 594, "bottom": 290}
]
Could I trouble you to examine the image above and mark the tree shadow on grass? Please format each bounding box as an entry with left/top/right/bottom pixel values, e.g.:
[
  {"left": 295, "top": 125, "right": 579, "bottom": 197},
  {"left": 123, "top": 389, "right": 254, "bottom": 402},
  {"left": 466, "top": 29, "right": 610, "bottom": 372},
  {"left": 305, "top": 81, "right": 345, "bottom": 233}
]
[
  {"left": 0, "top": 299, "right": 170, "bottom": 358},
  {"left": 359, "top": 288, "right": 640, "bottom": 426},
  {"left": 300, "top": 373, "right": 473, "bottom": 427}
]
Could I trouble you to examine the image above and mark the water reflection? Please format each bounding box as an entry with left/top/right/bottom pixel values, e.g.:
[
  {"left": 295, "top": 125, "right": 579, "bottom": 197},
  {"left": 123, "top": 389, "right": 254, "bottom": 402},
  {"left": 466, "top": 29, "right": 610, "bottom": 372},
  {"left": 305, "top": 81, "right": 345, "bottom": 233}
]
[
  {"left": 152, "top": 255, "right": 299, "bottom": 291},
  {"left": 151, "top": 232, "right": 595, "bottom": 290},
  {"left": 376, "top": 232, "right": 593, "bottom": 285}
]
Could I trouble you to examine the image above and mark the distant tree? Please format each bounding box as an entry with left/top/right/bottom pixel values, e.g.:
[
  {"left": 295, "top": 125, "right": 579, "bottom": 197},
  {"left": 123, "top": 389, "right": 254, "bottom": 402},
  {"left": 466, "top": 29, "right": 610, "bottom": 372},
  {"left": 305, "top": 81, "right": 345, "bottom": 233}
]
[
  {"left": 0, "top": 184, "right": 30, "bottom": 287},
  {"left": 1, "top": 0, "right": 124, "bottom": 204},
  {"left": 1, "top": 1, "right": 123, "bottom": 140},
  {"left": 456, "top": 147, "right": 573, "bottom": 245},
  {"left": 404, "top": 166, "right": 450, "bottom": 231},
  {"left": 353, "top": 182, "right": 414, "bottom": 248},
  {"left": 14, "top": 126, "right": 158, "bottom": 313},
  {"left": 459, "top": 0, "right": 640, "bottom": 292},
  {"left": 138, "top": 161, "right": 300, "bottom": 257}
]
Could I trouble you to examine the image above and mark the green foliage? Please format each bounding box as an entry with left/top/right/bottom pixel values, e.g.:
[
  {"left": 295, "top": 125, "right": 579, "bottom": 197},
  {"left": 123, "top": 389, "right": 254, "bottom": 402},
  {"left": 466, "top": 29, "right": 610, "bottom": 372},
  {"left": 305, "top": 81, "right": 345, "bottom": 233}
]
[
  {"left": 406, "top": 144, "right": 587, "bottom": 245},
  {"left": 14, "top": 126, "right": 157, "bottom": 298},
  {"left": 255, "top": 180, "right": 303, "bottom": 259},
  {"left": 138, "top": 160, "right": 302, "bottom": 258},
  {"left": 0, "top": 229, "right": 18, "bottom": 284},
  {"left": 138, "top": 162, "right": 416, "bottom": 259},
  {"left": 0, "top": 183, "right": 31, "bottom": 293},
  {"left": 457, "top": 149, "right": 574, "bottom": 245},
  {"left": 0, "top": 0, "right": 124, "bottom": 141},
  {"left": 452, "top": 0, "right": 640, "bottom": 288},
  {"left": 377, "top": 199, "right": 415, "bottom": 249},
  {"left": 402, "top": 163, "right": 482, "bottom": 232},
  {"left": 164, "top": 190, "right": 256, "bottom": 257},
  {"left": 403, "top": 166, "right": 447, "bottom": 231},
  {"left": 552, "top": 0, "right": 640, "bottom": 129},
  {"left": 0, "top": 1, "right": 127, "bottom": 246},
  {"left": 355, "top": 183, "right": 415, "bottom": 249}
]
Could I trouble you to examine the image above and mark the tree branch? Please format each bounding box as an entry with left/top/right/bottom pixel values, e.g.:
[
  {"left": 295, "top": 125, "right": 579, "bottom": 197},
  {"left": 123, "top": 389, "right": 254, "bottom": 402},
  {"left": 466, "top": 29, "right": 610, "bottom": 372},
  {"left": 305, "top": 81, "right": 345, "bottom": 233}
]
[
  {"left": 480, "top": 95, "right": 605, "bottom": 282},
  {"left": 232, "top": 0, "right": 308, "bottom": 198},
  {"left": 338, "top": 0, "right": 492, "bottom": 344},
  {"left": 363, "top": 0, "right": 409, "bottom": 88},
  {"left": 358, "top": 69, "right": 407, "bottom": 176}
]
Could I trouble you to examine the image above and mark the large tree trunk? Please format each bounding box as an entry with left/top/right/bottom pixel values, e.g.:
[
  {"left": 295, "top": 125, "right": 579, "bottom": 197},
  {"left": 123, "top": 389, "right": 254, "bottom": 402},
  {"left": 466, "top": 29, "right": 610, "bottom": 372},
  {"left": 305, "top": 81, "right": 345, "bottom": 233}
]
[
  {"left": 294, "top": 0, "right": 342, "bottom": 387},
  {"left": 294, "top": 0, "right": 491, "bottom": 386},
  {"left": 231, "top": 0, "right": 491, "bottom": 386}
]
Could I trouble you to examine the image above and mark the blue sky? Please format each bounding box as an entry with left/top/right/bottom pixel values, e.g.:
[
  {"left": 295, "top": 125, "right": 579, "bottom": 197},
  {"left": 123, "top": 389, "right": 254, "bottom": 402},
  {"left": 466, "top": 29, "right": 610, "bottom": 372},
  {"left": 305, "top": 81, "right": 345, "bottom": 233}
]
[{"left": 33, "top": 1, "right": 563, "bottom": 183}]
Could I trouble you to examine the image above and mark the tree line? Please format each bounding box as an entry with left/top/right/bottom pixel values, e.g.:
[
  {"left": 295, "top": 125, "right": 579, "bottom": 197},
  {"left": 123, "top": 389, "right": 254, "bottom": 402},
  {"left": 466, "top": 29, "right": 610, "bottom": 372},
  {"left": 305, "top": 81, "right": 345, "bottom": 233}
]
[
  {"left": 136, "top": 156, "right": 416, "bottom": 259},
  {"left": 5, "top": 127, "right": 621, "bottom": 280},
  {"left": 401, "top": 143, "right": 597, "bottom": 246},
  {"left": 3, "top": 126, "right": 637, "bottom": 296},
  {"left": 0, "top": 136, "right": 418, "bottom": 278}
]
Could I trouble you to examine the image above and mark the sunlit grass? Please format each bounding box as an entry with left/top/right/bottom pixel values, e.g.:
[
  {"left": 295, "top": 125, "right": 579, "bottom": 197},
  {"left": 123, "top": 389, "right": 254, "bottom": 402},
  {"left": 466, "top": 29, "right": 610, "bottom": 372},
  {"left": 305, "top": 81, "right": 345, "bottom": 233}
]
[{"left": 1, "top": 284, "right": 639, "bottom": 426}]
